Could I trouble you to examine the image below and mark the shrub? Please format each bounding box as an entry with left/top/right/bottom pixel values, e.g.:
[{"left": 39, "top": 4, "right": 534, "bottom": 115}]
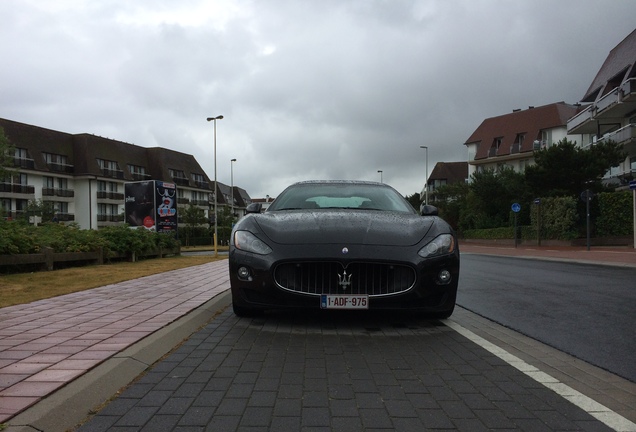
[{"left": 595, "top": 191, "right": 633, "bottom": 237}]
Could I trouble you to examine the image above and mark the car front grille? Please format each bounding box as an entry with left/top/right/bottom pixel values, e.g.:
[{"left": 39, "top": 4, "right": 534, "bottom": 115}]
[{"left": 274, "top": 261, "right": 416, "bottom": 297}]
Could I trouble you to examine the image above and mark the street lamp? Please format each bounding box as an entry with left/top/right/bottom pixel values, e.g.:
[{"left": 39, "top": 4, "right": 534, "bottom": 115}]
[
  {"left": 419, "top": 146, "right": 428, "bottom": 205},
  {"left": 207, "top": 115, "right": 223, "bottom": 257},
  {"left": 230, "top": 158, "right": 237, "bottom": 221},
  {"left": 377, "top": 170, "right": 383, "bottom": 183}
]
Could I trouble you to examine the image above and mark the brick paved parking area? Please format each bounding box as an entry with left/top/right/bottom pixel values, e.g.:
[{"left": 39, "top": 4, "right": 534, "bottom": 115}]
[{"left": 77, "top": 308, "right": 620, "bottom": 432}]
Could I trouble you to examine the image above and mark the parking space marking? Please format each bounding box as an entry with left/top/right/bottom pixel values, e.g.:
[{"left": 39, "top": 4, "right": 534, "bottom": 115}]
[{"left": 445, "top": 320, "right": 636, "bottom": 432}]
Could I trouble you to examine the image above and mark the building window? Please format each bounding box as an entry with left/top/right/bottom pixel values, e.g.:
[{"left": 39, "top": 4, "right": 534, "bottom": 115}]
[
  {"left": 630, "top": 156, "right": 636, "bottom": 173},
  {"left": 15, "top": 147, "right": 28, "bottom": 159},
  {"left": 43, "top": 152, "right": 67, "bottom": 165},
  {"left": 170, "top": 169, "right": 189, "bottom": 186},
  {"left": 97, "top": 158, "right": 123, "bottom": 178},
  {"left": 512, "top": 134, "right": 525, "bottom": 153},
  {"left": 13, "top": 148, "right": 34, "bottom": 169},
  {"left": 128, "top": 164, "right": 150, "bottom": 180},
  {"left": 97, "top": 181, "right": 118, "bottom": 192}
]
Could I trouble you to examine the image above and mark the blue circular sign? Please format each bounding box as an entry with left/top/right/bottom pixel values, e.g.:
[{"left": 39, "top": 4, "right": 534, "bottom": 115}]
[{"left": 511, "top": 203, "right": 521, "bottom": 213}]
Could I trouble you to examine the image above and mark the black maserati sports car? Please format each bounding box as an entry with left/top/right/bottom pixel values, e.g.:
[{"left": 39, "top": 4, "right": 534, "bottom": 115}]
[{"left": 228, "top": 180, "right": 459, "bottom": 317}]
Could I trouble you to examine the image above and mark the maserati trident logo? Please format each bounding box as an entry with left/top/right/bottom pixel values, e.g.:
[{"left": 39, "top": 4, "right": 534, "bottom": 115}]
[{"left": 338, "top": 269, "right": 352, "bottom": 291}]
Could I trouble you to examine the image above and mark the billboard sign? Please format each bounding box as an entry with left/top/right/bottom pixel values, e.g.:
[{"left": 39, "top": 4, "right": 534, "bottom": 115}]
[
  {"left": 155, "top": 181, "right": 177, "bottom": 234},
  {"left": 125, "top": 181, "right": 178, "bottom": 235},
  {"left": 125, "top": 181, "right": 156, "bottom": 230}
]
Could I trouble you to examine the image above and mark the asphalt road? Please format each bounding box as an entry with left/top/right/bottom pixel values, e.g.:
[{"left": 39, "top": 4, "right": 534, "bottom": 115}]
[{"left": 457, "top": 254, "right": 636, "bottom": 383}]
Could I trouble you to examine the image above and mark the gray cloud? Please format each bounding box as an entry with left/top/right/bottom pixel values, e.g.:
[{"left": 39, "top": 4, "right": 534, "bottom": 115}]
[{"left": 1, "top": 0, "right": 634, "bottom": 198}]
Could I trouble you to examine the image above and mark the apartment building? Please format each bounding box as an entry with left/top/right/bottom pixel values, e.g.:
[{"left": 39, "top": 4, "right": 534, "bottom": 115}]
[
  {"left": 422, "top": 161, "right": 468, "bottom": 202},
  {"left": 463, "top": 102, "right": 586, "bottom": 180},
  {"left": 0, "top": 118, "right": 247, "bottom": 229},
  {"left": 567, "top": 28, "right": 636, "bottom": 188}
]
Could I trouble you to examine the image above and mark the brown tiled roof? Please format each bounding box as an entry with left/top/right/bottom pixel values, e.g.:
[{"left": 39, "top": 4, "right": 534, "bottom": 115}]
[
  {"left": 464, "top": 102, "right": 583, "bottom": 160},
  {"left": 581, "top": 28, "right": 636, "bottom": 103},
  {"left": 429, "top": 162, "right": 468, "bottom": 184},
  {"left": 0, "top": 118, "right": 75, "bottom": 171}
]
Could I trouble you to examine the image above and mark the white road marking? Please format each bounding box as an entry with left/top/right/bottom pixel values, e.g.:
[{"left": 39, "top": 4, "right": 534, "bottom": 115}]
[{"left": 445, "top": 320, "right": 636, "bottom": 432}]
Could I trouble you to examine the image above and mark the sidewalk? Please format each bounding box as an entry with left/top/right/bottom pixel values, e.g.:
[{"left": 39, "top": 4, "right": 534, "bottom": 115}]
[
  {"left": 0, "top": 244, "right": 634, "bottom": 430},
  {"left": 460, "top": 241, "right": 636, "bottom": 268},
  {"left": 0, "top": 261, "right": 231, "bottom": 429}
]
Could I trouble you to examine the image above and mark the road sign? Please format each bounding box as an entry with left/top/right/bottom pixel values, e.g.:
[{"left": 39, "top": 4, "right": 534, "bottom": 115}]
[
  {"left": 630, "top": 180, "right": 636, "bottom": 190},
  {"left": 580, "top": 189, "right": 595, "bottom": 202},
  {"left": 511, "top": 203, "right": 521, "bottom": 213},
  {"left": 533, "top": 198, "right": 541, "bottom": 205}
]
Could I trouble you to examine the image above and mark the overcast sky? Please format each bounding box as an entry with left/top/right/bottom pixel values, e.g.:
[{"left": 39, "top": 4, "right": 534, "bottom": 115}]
[{"left": 1, "top": 1, "right": 634, "bottom": 199}]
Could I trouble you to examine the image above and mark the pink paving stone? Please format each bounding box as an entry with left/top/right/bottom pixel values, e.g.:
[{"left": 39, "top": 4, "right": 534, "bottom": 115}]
[
  {"left": 49, "top": 359, "right": 99, "bottom": 370},
  {"left": 23, "top": 353, "right": 70, "bottom": 364},
  {"left": 0, "top": 351, "right": 37, "bottom": 361},
  {"left": 0, "top": 374, "right": 29, "bottom": 389},
  {"left": 25, "top": 369, "right": 84, "bottom": 382},
  {"left": 0, "top": 381, "right": 62, "bottom": 397},
  {"left": 40, "top": 345, "right": 87, "bottom": 355},
  {"left": 0, "top": 396, "right": 40, "bottom": 419},
  {"left": 67, "top": 350, "right": 113, "bottom": 361},
  {"left": 0, "top": 362, "right": 48, "bottom": 374}
]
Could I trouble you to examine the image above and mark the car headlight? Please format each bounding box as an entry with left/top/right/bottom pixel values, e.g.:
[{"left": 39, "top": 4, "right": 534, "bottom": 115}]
[
  {"left": 234, "top": 230, "right": 272, "bottom": 255},
  {"left": 418, "top": 234, "right": 456, "bottom": 258}
]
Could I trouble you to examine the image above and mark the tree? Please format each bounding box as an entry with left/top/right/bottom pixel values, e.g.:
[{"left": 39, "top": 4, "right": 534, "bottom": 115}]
[
  {"left": 23, "top": 199, "right": 56, "bottom": 224},
  {"left": 431, "top": 181, "right": 469, "bottom": 231},
  {"left": 0, "top": 126, "right": 16, "bottom": 180},
  {"left": 524, "top": 138, "right": 626, "bottom": 198},
  {"left": 467, "top": 167, "right": 529, "bottom": 229},
  {"left": 181, "top": 204, "right": 207, "bottom": 246},
  {"left": 404, "top": 193, "right": 421, "bottom": 211}
]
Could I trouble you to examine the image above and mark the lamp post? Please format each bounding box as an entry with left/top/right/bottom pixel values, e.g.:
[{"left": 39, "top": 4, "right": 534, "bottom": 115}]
[
  {"left": 419, "top": 146, "right": 428, "bottom": 205},
  {"left": 377, "top": 170, "right": 383, "bottom": 183},
  {"left": 230, "top": 158, "right": 236, "bottom": 221},
  {"left": 206, "top": 115, "right": 223, "bottom": 257}
]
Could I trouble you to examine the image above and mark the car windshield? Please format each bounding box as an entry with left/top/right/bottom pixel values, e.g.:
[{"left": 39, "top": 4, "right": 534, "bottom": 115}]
[{"left": 267, "top": 182, "right": 416, "bottom": 214}]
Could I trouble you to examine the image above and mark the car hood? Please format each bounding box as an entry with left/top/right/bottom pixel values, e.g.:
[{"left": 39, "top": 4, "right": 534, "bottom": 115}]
[{"left": 252, "top": 210, "right": 435, "bottom": 246}]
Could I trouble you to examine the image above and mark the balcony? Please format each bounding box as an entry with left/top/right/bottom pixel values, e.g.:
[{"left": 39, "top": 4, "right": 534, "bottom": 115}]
[
  {"left": 13, "top": 157, "right": 35, "bottom": 170},
  {"left": 595, "top": 87, "right": 620, "bottom": 117},
  {"left": 596, "top": 124, "right": 635, "bottom": 146},
  {"left": 194, "top": 180, "right": 210, "bottom": 189},
  {"left": 101, "top": 168, "right": 125, "bottom": 179},
  {"left": 97, "top": 214, "right": 124, "bottom": 222},
  {"left": 621, "top": 78, "right": 636, "bottom": 103},
  {"left": 172, "top": 177, "right": 189, "bottom": 186},
  {"left": 177, "top": 197, "right": 190, "bottom": 205},
  {"left": 567, "top": 105, "right": 595, "bottom": 134},
  {"left": 47, "top": 162, "right": 74, "bottom": 174},
  {"left": 96, "top": 191, "right": 125, "bottom": 200},
  {"left": 0, "top": 183, "right": 35, "bottom": 195},
  {"left": 131, "top": 172, "right": 152, "bottom": 181},
  {"left": 54, "top": 213, "right": 75, "bottom": 222},
  {"left": 192, "top": 199, "right": 209, "bottom": 206},
  {"left": 42, "top": 187, "right": 75, "bottom": 198}
]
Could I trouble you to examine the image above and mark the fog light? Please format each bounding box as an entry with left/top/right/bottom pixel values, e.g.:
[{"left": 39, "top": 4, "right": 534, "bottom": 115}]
[
  {"left": 438, "top": 270, "right": 451, "bottom": 284},
  {"left": 238, "top": 266, "right": 251, "bottom": 280}
]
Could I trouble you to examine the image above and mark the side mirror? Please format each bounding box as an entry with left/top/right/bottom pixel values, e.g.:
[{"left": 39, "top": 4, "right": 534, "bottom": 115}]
[
  {"left": 246, "top": 203, "right": 263, "bottom": 214},
  {"left": 420, "top": 204, "right": 438, "bottom": 216}
]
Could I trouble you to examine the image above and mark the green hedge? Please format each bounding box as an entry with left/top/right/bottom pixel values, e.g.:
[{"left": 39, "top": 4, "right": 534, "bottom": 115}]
[
  {"left": 595, "top": 191, "right": 633, "bottom": 237},
  {"left": 0, "top": 220, "right": 179, "bottom": 256}
]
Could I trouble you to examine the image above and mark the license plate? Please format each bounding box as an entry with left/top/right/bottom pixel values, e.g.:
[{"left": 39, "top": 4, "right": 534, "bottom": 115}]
[{"left": 320, "top": 295, "right": 368, "bottom": 310}]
